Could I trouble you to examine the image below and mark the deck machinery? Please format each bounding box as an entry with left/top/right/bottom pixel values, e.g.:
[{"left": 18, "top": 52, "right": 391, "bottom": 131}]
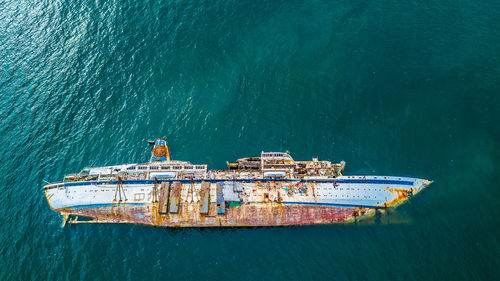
[{"left": 44, "top": 139, "right": 432, "bottom": 227}]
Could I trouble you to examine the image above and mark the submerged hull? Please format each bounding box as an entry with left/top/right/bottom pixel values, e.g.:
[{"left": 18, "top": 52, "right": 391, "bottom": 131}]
[{"left": 56, "top": 203, "right": 355, "bottom": 227}]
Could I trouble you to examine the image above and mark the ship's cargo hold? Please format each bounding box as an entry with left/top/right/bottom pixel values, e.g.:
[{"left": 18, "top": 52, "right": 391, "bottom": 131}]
[
  {"left": 43, "top": 139, "right": 432, "bottom": 227},
  {"left": 169, "top": 181, "right": 181, "bottom": 214},
  {"left": 199, "top": 182, "right": 210, "bottom": 215},
  {"left": 219, "top": 181, "right": 240, "bottom": 202},
  {"left": 216, "top": 184, "right": 226, "bottom": 215},
  {"left": 158, "top": 182, "right": 170, "bottom": 214}
]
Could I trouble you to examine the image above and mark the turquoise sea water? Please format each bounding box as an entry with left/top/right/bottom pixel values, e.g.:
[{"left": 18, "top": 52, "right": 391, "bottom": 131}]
[{"left": 1, "top": 0, "right": 499, "bottom": 280}]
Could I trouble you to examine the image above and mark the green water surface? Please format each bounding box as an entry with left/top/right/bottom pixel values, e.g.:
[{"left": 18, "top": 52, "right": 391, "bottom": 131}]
[{"left": 0, "top": 0, "right": 499, "bottom": 280}]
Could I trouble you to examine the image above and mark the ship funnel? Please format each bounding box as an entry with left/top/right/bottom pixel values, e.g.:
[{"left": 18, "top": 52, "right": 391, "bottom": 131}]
[{"left": 150, "top": 139, "right": 170, "bottom": 162}]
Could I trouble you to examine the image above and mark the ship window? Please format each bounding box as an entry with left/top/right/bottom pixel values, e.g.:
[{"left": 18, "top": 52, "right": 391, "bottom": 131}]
[
  {"left": 150, "top": 166, "right": 159, "bottom": 170},
  {"left": 138, "top": 166, "right": 147, "bottom": 170},
  {"left": 185, "top": 166, "right": 193, "bottom": 170},
  {"left": 174, "top": 166, "right": 181, "bottom": 170},
  {"left": 161, "top": 166, "right": 170, "bottom": 170},
  {"left": 196, "top": 166, "right": 204, "bottom": 170},
  {"left": 127, "top": 167, "right": 136, "bottom": 170}
]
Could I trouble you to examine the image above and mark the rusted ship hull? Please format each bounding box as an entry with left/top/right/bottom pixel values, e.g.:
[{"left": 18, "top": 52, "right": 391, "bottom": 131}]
[{"left": 56, "top": 203, "right": 359, "bottom": 227}]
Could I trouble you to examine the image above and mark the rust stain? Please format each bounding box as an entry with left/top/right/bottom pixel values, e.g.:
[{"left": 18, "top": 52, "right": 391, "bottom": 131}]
[
  {"left": 58, "top": 202, "right": 358, "bottom": 227},
  {"left": 383, "top": 187, "right": 410, "bottom": 207}
]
